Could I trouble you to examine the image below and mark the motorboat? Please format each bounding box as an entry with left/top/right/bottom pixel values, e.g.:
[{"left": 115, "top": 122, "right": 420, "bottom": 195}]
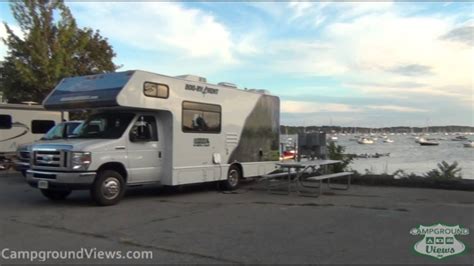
[
  {"left": 463, "top": 141, "right": 474, "bottom": 148},
  {"left": 357, "top": 137, "right": 374, "bottom": 144},
  {"left": 383, "top": 138, "right": 394, "bottom": 143},
  {"left": 452, "top": 136, "right": 468, "bottom": 141},
  {"left": 419, "top": 137, "right": 439, "bottom": 146}
]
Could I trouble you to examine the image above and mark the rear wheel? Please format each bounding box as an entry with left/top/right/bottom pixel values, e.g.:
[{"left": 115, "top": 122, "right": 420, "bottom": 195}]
[
  {"left": 220, "top": 165, "right": 241, "bottom": 190},
  {"left": 91, "top": 170, "right": 125, "bottom": 206},
  {"left": 41, "top": 189, "right": 71, "bottom": 201}
]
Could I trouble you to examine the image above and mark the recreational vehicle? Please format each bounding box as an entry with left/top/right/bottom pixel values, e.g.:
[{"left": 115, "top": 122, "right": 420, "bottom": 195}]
[
  {"left": 27, "top": 70, "right": 280, "bottom": 205},
  {"left": 0, "top": 104, "right": 66, "bottom": 169}
]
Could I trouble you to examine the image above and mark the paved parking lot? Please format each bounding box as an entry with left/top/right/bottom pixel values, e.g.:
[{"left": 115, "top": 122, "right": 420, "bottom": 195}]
[{"left": 0, "top": 171, "right": 473, "bottom": 264}]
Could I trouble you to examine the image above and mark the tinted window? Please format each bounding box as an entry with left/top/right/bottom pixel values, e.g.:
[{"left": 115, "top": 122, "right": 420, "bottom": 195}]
[
  {"left": 144, "top": 82, "right": 169, "bottom": 99},
  {"left": 182, "top": 101, "right": 221, "bottom": 133},
  {"left": 0, "top": 114, "right": 12, "bottom": 129},
  {"left": 66, "top": 122, "right": 82, "bottom": 136},
  {"left": 31, "top": 120, "right": 55, "bottom": 134}
]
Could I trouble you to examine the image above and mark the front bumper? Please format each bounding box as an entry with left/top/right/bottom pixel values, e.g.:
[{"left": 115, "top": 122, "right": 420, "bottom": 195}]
[
  {"left": 14, "top": 161, "right": 30, "bottom": 172},
  {"left": 26, "top": 169, "right": 96, "bottom": 190}
]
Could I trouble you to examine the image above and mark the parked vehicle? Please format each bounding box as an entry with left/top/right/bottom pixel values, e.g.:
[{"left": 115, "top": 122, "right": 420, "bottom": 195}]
[
  {"left": 0, "top": 104, "right": 66, "bottom": 170},
  {"left": 26, "top": 70, "right": 280, "bottom": 205},
  {"left": 15, "top": 121, "right": 83, "bottom": 177}
]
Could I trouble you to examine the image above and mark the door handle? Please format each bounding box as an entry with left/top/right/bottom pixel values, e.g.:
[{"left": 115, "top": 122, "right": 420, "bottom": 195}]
[
  {"left": 158, "top": 151, "right": 162, "bottom": 158},
  {"left": 115, "top": 146, "right": 126, "bottom": 150}
]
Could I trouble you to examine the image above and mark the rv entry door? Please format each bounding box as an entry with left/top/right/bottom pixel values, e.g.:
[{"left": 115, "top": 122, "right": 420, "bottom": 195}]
[{"left": 127, "top": 115, "right": 163, "bottom": 183}]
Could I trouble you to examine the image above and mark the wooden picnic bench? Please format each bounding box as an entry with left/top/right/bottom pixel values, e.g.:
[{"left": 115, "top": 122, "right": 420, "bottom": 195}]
[
  {"left": 298, "top": 171, "right": 352, "bottom": 197},
  {"left": 261, "top": 160, "right": 353, "bottom": 197}
]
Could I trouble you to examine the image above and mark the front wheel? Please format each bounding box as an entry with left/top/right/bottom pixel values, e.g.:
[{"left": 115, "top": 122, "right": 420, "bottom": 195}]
[
  {"left": 41, "top": 189, "right": 71, "bottom": 201},
  {"left": 91, "top": 170, "right": 125, "bottom": 206},
  {"left": 220, "top": 165, "right": 241, "bottom": 190}
]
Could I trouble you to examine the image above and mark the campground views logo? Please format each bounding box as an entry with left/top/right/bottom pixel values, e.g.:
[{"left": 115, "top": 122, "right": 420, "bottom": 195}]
[{"left": 410, "top": 223, "right": 469, "bottom": 259}]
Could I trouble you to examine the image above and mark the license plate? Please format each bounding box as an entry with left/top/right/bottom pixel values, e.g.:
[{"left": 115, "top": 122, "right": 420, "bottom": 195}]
[{"left": 38, "top": 180, "right": 49, "bottom": 189}]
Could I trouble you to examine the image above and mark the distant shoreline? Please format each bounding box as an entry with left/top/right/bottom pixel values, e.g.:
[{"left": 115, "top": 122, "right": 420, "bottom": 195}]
[{"left": 281, "top": 125, "right": 474, "bottom": 134}]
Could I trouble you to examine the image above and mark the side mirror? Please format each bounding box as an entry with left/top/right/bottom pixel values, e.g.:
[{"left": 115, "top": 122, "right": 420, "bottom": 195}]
[{"left": 130, "top": 125, "right": 151, "bottom": 142}]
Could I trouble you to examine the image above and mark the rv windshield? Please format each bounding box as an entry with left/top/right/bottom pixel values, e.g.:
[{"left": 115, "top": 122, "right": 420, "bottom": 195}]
[
  {"left": 74, "top": 112, "right": 135, "bottom": 139},
  {"left": 41, "top": 122, "right": 83, "bottom": 140}
]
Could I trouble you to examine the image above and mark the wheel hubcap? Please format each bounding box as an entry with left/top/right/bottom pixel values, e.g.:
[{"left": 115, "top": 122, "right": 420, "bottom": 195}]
[
  {"left": 101, "top": 177, "right": 120, "bottom": 200},
  {"left": 228, "top": 169, "right": 239, "bottom": 187}
]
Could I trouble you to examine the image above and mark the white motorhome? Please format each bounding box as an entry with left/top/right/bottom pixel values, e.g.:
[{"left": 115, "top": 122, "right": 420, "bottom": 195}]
[
  {"left": 27, "top": 70, "right": 280, "bottom": 205},
  {"left": 0, "top": 104, "right": 66, "bottom": 168}
]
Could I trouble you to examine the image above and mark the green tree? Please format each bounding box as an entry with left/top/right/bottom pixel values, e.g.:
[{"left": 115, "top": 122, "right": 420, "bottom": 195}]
[
  {"left": 327, "top": 141, "right": 353, "bottom": 173},
  {"left": 1, "top": 0, "right": 118, "bottom": 103}
]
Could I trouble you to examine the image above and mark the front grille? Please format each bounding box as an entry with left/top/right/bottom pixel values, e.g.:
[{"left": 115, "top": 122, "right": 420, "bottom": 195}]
[
  {"left": 34, "top": 150, "right": 64, "bottom": 168},
  {"left": 20, "top": 151, "right": 30, "bottom": 159}
]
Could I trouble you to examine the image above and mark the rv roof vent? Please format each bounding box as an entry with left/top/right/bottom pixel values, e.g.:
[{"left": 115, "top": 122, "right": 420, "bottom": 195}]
[
  {"left": 175, "top": 74, "right": 207, "bottom": 83},
  {"left": 248, "top": 89, "right": 271, "bottom": 95},
  {"left": 217, "top": 82, "right": 238, "bottom": 88}
]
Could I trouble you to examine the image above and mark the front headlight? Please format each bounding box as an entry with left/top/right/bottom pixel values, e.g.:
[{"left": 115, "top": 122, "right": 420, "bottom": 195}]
[{"left": 71, "top": 152, "right": 92, "bottom": 170}]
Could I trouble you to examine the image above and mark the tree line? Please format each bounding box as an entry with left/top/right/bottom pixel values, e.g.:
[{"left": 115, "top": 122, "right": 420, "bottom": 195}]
[{"left": 0, "top": 0, "right": 118, "bottom": 104}]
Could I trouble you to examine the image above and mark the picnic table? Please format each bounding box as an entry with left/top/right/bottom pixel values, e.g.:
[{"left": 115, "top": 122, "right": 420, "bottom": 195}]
[{"left": 262, "top": 160, "right": 353, "bottom": 197}]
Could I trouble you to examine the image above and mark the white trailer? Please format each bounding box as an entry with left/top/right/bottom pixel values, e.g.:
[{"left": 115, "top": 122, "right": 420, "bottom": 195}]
[
  {"left": 0, "top": 104, "right": 66, "bottom": 167},
  {"left": 27, "top": 70, "right": 280, "bottom": 205}
]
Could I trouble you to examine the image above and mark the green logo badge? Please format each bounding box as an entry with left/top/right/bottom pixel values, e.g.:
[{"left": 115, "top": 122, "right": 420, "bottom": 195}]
[{"left": 410, "top": 223, "right": 469, "bottom": 259}]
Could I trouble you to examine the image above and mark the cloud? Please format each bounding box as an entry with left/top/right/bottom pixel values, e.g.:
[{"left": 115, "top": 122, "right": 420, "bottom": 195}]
[
  {"left": 367, "top": 105, "right": 428, "bottom": 113},
  {"left": 441, "top": 26, "right": 474, "bottom": 46},
  {"left": 386, "top": 64, "right": 433, "bottom": 76},
  {"left": 268, "top": 10, "right": 472, "bottom": 105},
  {"left": 281, "top": 100, "right": 360, "bottom": 113},
  {"left": 69, "top": 2, "right": 252, "bottom": 66},
  {"left": 282, "top": 99, "right": 428, "bottom": 115}
]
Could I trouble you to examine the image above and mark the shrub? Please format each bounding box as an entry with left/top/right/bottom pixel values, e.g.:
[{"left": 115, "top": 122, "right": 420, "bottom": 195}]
[{"left": 424, "top": 161, "right": 462, "bottom": 180}]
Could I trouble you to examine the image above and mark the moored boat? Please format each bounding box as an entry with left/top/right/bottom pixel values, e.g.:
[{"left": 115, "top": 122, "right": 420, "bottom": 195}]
[
  {"left": 419, "top": 137, "right": 439, "bottom": 146},
  {"left": 358, "top": 137, "right": 374, "bottom": 144},
  {"left": 463, "top": 141, "right": 474, "bottom": 148}
]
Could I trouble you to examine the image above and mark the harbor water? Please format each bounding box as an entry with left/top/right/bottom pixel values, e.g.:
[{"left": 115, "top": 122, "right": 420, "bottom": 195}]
[{"left": 334, "top": 135, "right": 474, "bottom": 179}]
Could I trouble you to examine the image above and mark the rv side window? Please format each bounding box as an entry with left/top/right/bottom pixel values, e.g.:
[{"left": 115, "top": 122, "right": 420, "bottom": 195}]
[
  {"left": 144, "top": 82, "right": 169, "bottom": 99},
  {"left": 0, "top": 115, "right": 12, "bottom": 129},
  {"left": 31, "top": 120, "right": 55, "bottom": 134},
  {"left": 182, "top": 101, "right": 221, "bottom": 133}
]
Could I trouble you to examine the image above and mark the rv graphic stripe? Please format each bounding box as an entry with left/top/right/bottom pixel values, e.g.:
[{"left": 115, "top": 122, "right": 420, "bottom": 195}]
[{"left": 228, "top": 95, "right": 280, "bottom": 163}]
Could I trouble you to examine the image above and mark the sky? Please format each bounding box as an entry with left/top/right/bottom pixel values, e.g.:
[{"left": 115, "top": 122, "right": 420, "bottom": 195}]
[{"left": 0, "top": 1, "right": 473, "bottom": 127}]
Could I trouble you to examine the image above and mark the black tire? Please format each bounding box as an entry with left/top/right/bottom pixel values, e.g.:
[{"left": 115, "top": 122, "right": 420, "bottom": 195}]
[
  {"left": 90, "top": 170, "right": 125, "bottom": 206},
  {"left": 21, "top": 170, "right": 27, "bottom": 178},
  {"left": 41, "top": 189, "right": 71, "bottom": 201},
  {"left": 220, "top": 165, "right": 241, "bottom": 190}
]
